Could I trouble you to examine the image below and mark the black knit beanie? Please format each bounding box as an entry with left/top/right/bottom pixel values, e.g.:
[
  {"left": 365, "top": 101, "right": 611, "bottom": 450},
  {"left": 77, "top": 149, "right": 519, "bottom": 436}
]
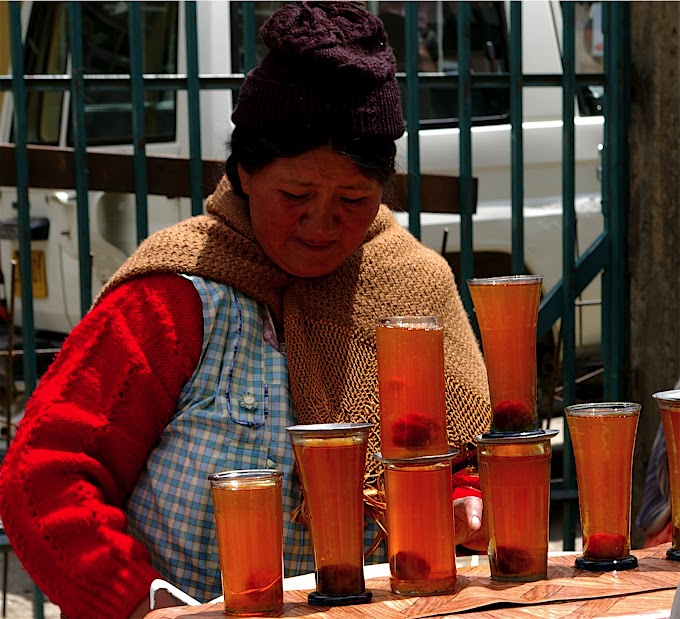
[{"left": 231, "top": 1, "right": 405, "bottom": 140}]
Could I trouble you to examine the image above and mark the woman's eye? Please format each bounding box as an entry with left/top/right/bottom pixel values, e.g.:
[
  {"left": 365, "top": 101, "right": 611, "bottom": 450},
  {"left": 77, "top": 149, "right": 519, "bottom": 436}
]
[
  {"left": 341, "top": 196, "right": 366, "bottom": 206},
  {"left": 281, "top": 191, "right": 308, "bottom": 201}
]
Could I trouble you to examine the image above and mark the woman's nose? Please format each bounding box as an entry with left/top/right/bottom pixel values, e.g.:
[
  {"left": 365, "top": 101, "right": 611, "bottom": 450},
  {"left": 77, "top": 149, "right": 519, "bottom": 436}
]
[{"left": 301, "top": 201, "right": 340, "bottom": 234}]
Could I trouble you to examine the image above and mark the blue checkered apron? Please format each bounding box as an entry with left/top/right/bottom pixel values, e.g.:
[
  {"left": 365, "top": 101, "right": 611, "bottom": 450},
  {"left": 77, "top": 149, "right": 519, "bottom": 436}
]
[{"left": 126, "top": 276, "right": 313, "bottom": 602}]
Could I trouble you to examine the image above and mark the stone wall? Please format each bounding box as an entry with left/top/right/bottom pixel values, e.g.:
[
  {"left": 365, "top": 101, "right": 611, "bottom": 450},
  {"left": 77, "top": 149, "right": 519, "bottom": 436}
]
[{"left": 629, "top": 0, "right": 680, "bottom": 548}]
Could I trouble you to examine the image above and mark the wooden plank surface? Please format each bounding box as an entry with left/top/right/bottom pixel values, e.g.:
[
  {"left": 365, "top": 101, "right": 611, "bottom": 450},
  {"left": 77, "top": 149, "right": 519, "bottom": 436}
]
[
  {"left": 146, "top": 545, "right": 679, "bottom": 619},
  {"left": 0, "top": 143, "right": 474, "bottom": 213},
  {"left": 0, "top": 143, "right": 225, "bottom": 199},
  {"left": 385, "top": 173, "right": 478, "bottom": 214}
]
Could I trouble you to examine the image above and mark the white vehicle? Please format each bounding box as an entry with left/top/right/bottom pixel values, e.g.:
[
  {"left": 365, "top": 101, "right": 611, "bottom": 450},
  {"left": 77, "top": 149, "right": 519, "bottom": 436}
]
[{"left": 0, "top": 1, "right": 604, "bottom": 358}]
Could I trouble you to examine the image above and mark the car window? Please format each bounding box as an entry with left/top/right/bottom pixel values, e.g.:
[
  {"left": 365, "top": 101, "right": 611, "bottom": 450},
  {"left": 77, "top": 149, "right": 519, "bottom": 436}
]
[
  {"left": 573, "top": 1, "right": 604, "bottom": 116},
  {"left": 19, "top": 2, "right": 68, "bottom": 145},
  {"left": 230, "top": 1, "right": 510, "bottom": 128},
  {"left": 70, "top": 1, "right": 178, "bottom": 146},
  {"left": 17, "top": 1, "right": 178, "bottom": 147}
]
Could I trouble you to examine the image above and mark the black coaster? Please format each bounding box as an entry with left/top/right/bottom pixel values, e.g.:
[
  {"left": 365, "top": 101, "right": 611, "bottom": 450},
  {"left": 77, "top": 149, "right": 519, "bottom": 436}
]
[
  {"left": 666, "top": 548, "right": 680, "bottom": 562},
  {"left": 478, "top": 428, "right": 559, "bottom": 442},
  {"left": 575, "top": 554, "right": 638, "bottom": 571},
  {"left": 307, "top": 591, "right": 373, "bottom": 607}
]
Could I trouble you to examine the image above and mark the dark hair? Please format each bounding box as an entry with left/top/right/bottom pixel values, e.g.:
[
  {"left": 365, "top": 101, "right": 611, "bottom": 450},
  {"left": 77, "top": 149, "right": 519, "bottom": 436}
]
[{"left": 225, "top": 127, "right": 398, "bottom": 199}]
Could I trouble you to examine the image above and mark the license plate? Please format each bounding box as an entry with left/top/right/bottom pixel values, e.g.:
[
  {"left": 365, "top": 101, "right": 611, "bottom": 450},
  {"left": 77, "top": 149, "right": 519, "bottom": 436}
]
[{"left": 13, "top": 250, "right": 48, "bottom": 299}]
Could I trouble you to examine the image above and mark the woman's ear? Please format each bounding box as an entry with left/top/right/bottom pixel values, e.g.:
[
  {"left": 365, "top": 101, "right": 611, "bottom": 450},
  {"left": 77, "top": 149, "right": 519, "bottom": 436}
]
[{"left": 237, "top": 163, "right": 251, "bottom": 196}]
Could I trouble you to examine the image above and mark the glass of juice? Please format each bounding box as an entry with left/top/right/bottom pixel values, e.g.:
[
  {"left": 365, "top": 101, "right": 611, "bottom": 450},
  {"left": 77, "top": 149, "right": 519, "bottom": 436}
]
[
  {"left": 651, "top": 390, "right": 680, "bottom": 561},
  {"left": 376, "top": 316, "right": 449, "bottom": 459},
  {"left": 286, "top": 423, "right": 373, "bottom": 606},
  {"left": 374, "top": 451, "right": 459, "bottom": 596},
  {"left": 208, "top": 469, "right": 284, "bottom": 616},
  {"left": 565, "top": 402, "right": 641, "bottom": 571},
  {"left": 467, "top": 275, "right": 542, "bottom": 434},
  {"left": 477, "top": 429, "right": 557, "bottom": 582}
]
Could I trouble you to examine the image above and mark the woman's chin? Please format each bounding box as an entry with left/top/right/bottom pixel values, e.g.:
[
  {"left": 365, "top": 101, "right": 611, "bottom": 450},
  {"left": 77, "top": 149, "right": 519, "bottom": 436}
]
[
  {"left": 281, "top": 257, "right": 345, "bottom": 278},
  {"left": 289, "top": 267, "right": 337, "bottom": 278}
]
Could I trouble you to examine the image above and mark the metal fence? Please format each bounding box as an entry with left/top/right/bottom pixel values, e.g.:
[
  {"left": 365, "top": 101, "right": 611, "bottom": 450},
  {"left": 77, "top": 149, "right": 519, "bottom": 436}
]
[{"left": 0, "top": 1, "right": 631, "bottom": 616}]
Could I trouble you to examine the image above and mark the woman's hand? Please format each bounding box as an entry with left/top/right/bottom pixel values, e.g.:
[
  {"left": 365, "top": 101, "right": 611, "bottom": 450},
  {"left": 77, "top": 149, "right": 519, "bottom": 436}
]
[{"left": 453, "top": 495, "right": 487, "bottom": 552}]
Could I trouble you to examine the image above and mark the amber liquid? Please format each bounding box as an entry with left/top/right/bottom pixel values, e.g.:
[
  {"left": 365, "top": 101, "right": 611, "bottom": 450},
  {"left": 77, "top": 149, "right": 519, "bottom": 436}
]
[
  {"left": 660, "top": 403, "right": 680, "bottom": 550},
  {"left": 293, "top": 437, "right": 367, "bottom": 595},
  {"left": 376, "top": 323, "right": 448, "bottom": 458},
  {"left": 478, "top": 445, "right": 551, "bottom": 581},
  {"left": 211, "top": 483, "right": 283, "bottom": 615},
  {"left": 468, "top": 280, "right": 541, "bottom": 433},
  {"left": 385, "top": 463, "right": 457, "bottom": 595},
  {"left": 567, "top": 413, "right": 638, "bottom": 561}
]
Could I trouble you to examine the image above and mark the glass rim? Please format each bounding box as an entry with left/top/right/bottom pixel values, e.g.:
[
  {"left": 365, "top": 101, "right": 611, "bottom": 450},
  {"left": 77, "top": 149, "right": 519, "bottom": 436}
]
[
  {"left": 467, "top": 274, "right": 543, "bottom": 286},
  {"left": 475, "top": 428, "right": 558, "bottom": 444},
  {"left": 372, "top": 450, "right": 460, "bottom": 466},
  {"left": 286, "top": 422, "right": 372, "bottom": 437},
  {"left": 652, "top": 389, "right": 680, "bottom": 403},
  {"left": 208, "top": 468, "right": 283, "bottom": 482},
  {"left": 376, "top": 315, "right": 440, "bottom": 326},
  {"left": 564, "top": 402, "right": 641, "bottom": 416}
]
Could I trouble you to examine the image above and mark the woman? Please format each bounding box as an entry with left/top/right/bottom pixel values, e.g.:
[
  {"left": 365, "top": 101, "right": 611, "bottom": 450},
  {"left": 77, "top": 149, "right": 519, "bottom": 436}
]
[{"left": 0, "top": 3, "right": 491, "bottom": 618}]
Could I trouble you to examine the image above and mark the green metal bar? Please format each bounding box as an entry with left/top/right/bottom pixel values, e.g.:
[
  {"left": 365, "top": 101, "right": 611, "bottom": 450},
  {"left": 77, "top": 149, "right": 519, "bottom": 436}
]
[
  {"left": 416, "top": 72, "right": 607, "bottom": 88},
  {"left": 242, "top": 2, "right": 257, "bottom": 72},
  {"left": 128, "top": 2, "right": 149, "bottom": 243},
  {"left": 0, "top": 72, "right": 609, "bottom": 93},
  {"left": 68, "top": 2, "right": 92, "bottom": 316},
  {"left": 509, "top": 1, "right": 524, "bottom": 274},
  {"left": 0, "top": 74, "right": 247, "bottom": 92},
  {"left": 538, "top": 232, "right": 609, "bottom": 341},
  {"left": 404, "top": 1, "right": 421, "bottom": 240},
  {"left": 602, "top": 2, "right": 631, "bottom": 400},
  {"left": 560, "top": 1, "right": 577, "bottom": 552},
  {"left": 8, "top": 2, "right": 37, "bottom": 394},
  {"left": 9, "top": 4, "right": 42, "bottom": 617},
  {"left": 457, "top": 1, "right": 473, "bottom": 315},
  {"left": 185, "top": 1, "right": 203, "bottom": 217}
]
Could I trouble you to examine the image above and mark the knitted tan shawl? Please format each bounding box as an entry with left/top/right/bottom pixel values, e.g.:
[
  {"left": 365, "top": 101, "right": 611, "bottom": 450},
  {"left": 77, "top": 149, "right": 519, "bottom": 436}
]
[{"left": 100, "top": 176, "right": 491, "bottom": 481}]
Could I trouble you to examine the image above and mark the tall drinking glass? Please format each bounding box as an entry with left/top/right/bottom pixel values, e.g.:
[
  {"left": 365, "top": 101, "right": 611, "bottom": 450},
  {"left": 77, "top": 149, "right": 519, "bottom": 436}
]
[
  {"left": 286, "top": 423, "right": 373, "bottom": 606},
  {"left": 374, "top": 452, "right": 458, "bottom": 596},
  {"left": 565, "top": 402, "right": 640, "bottom": 571},
  {"left": 376, "top": 316, "right": 449, "bottom": 458},
  {"left": 652, "top": 390, "right": 680, "bottom": 561},
  {"left": 467, "top": 275, "right": 542, "bottom": 434},
  {"left": 208, "top": 469, "right": 284, "bottom": 616},
  {"left": 477, "top": 429, "right": 557, "bottom": 582}
]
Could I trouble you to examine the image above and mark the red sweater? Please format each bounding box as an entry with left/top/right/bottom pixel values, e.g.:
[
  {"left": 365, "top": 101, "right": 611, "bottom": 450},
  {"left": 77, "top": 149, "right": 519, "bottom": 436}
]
[{"left": 0, "top": 273, "right": 203, "bottom": 619}]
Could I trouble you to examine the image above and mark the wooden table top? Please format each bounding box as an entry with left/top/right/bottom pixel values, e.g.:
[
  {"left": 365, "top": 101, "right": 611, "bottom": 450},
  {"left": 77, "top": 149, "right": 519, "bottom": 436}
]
[{"left": 147, "top": 545, "right": 680, "bottom": 619}]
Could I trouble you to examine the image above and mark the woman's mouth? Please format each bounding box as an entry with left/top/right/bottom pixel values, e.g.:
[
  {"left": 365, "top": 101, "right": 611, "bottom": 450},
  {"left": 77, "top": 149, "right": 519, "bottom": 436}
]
[{"left": 299, "top": 239, "right": 335, "bottom": 250}]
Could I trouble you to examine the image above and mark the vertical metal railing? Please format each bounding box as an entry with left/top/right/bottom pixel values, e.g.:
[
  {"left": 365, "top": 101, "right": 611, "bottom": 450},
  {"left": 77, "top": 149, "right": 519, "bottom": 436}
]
[
  {"left": 128, "top": 2, "right": 150, "bottom": 243},
  {"left": 7, "top": 2, "right": 37, "bottom": 398},
  {"left": 8, "top": 4, "right": 43, "bottom": 617},
  {"left": 185, "top": 0, "right": 204, "bottom": 217},
  {"left": 68, "top": 2, "right": 92, "bottom": 316},
  {"left": 456, "top": 2, "right": 474, "bottom": 315},
  {"left": 509, "top": 1, "right": 524, "bottom": 275},
  {"left": 241, "top": 2, "right": 257, "bottom": 72},
  {"left": 560, "top": 0, "right": 579, "bottom": 551},
  {"left": 602, "top": 2, "right": 631, "bottom": 400},
  {"left": 404, "top": 2, "right": 422, "bottom": 241}
]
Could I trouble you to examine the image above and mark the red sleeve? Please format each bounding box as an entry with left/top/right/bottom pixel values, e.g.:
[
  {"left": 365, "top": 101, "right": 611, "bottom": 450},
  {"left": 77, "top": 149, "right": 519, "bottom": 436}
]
[
  {"left": 451, "top": 466, "right": 482, "bottom": 500},
  {"left": 0, "top": 273, "right": 203, "bottom": 619}
]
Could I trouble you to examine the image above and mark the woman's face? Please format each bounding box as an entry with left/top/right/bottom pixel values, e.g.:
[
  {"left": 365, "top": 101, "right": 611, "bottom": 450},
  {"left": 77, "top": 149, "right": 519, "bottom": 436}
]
[{"left": 238, "top": 145, "right": 383, "bottom": 278}]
